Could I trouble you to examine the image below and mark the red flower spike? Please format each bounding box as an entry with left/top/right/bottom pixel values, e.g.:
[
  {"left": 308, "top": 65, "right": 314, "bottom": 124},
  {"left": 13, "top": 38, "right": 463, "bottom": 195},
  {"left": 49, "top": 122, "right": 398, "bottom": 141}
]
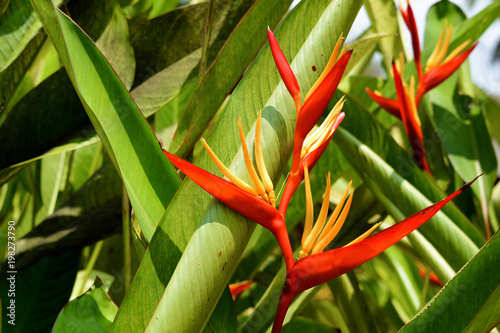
[
  {"left": 229, "top": 280, "right": 253, "bottom": 297},
  {"left": 290, "top": 50, "right": 352, "bottom": 175},
  {"left": 398, "top": 1, "right": 422, "bottom": 80},
  {"left": 365, "top": 88, "right": 401, "bottom": 118},
  {"left": 271, "top": 176, "right": 479, "bottom": 332},
  {"left": 163, "top": 150, "right": 295, "bottom": 272},
  {"left": 392, "top": 63, "right": 431, "bottom": 174},
  {"left": 267, "top": 28, "right": 302, "bottom": 113},
  {"left": 423, "top": 42, "right": 477, "bottom": 92}
]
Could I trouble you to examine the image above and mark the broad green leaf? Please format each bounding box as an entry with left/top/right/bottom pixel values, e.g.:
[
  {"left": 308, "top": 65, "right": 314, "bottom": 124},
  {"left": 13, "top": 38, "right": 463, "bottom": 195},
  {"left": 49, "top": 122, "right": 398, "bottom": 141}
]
[
  {"left": 203, "top": 286, "right": 237, "bottom": 333},
  {"left": 423, "top": 0, "right": 466, "bottom": 51},
  {"left": 52, "top": 277, "right": 118, "bottom": 333},
  {"left": 0, "top": 250, "right": 79, "bottom": 333},
  {"left": 0, "top": 0, "right": 62, "bottom": 71},
  {"left": 10, "top": 162, "right": 122, "bottom": 272},
  {"left": 0, "top": 0, "right": 135, "bottom": 175},
  {"left": 130, "top": 0, "right": 256, "bottom": 116},
  {"left": 170, "top": 0, "right": 293, "bottom": 157},
  {"left": 328, "top": 274, "right": 371, "bottom": 333},
  {"left": 29, "top": 0, "right": 180, "bottom": 241},
  {"left": 430, "top": 86, "right": 497, "bottom": 221},
  {"left": 335, "top": 93, "right": 485, "bottom": 271},
  {"left": 363, "top": 0, "right": 402, "bottom": 72},
  {"left": 344, "top": 32, "right": 392, "bottom": 76},
  {"left": 400, "top": 231, "right": 500, "bottom": 333},
  {"left": 113, "top": 0, "right": 362, "bottom": 332},
  {"left": 0, "top": 31, "right": 46, "bottom": 112},
  {"left": 282, "top": 317, "right": 334, "bottom": 333}
]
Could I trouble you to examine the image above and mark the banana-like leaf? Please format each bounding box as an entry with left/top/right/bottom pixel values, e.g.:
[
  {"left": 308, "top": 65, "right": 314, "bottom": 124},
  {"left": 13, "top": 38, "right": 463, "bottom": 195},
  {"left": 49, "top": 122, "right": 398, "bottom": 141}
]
[
  {"left": 399, "top": 231, "right": 500, "bottom": 333},
  {"left": 363, "top": 0, "right": 402, "bottom": 72},
  {"left": 170, "top": 0, "right": 293, "bottom": 158},
  {"left": 112, "top": 0, "right": 363, "bottom": 332},
  {"left": 52, "top": 277, "right": 118, "bottom": 333},
  {"left": 0, "top": 0, "right": 62, "bottom": 71},
  {"left": 29, "top": 0, "right": 180, "bottom": 241},
  {"left": 0, "top": 249, "right": 80, "bottom": 333},
  {"left": 335, "top": 93, "right": 485, "bottom": 271}
]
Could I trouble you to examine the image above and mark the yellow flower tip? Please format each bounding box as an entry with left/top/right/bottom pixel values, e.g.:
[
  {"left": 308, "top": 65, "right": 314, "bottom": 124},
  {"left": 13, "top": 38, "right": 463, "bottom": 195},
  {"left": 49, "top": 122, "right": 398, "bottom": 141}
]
[
  {"left": 255, "top": 110, "right": 274, "bottom": 195},
  {"left": 302, "top": 163, "right": 314, "bottom": 247},
  {"left": 303, "top": 181, "right": 354, "bottom": 257},
  {"left": 201, "top": 137, "right": 259, "bottom": 196},
  {"left": 298, "top": 250, "right": 308, "bottom": 260},
  {"left": 305, "top": 34, "right": 345, "bottom": 101},
  {"left": 346, "top": 221, "right": 382, "bottom": 246}
]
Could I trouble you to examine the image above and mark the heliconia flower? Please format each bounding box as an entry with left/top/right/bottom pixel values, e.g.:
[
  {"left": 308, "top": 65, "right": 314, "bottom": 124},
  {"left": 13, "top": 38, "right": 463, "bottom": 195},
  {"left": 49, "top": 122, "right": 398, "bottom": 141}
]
[
  {"left": 392, "top": 61, "right": 431, "bottom": 174},
  {"left": 271, "top": 176, "right": 478, "bottom": 333},
  {"left": 278, "top": 98, "right": 346, "bottom": 216},
  {"left": 229, "top": 280, "right": 253, "bottom": 297},
  {"left": 163, "top": 113, "right": 295, "bottom": 272},
  {"left": 368, "top": 0, "right": 476, "bottom": 116}
]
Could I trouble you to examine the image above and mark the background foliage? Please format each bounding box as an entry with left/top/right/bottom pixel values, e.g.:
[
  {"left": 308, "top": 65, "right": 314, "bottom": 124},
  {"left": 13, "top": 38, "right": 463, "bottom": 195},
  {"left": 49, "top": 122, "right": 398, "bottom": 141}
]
[{"left": 0, "top": 0, "right": 499, "bottom": 332}]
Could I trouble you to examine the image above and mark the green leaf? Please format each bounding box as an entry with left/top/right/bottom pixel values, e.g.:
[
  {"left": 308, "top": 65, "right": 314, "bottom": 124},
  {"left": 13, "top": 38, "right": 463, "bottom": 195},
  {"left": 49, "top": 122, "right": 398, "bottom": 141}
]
[
  {"left": 170, "top": 0, "right": 293, "bottom": 157},
  {"left": 363, "top": 0, "right": 402, "bottom": 72},
  {"left": 0, "top": 0, "right": 135, "bottom": 176},
  {"left": 423, "top": 0, "right": 466, "bottom": 51},
  {"left": 430, "top": 87, "right": 497, "bottom": 217},
  {"left": 0, "top": 30, "right": 46, "bottom": 112},
  {"left": 282, "top": 317, "right": 334, "bottom": 333},
  {"left": 335, "top": 94, "right": 485, "bottom": 271},
  {"left": 113, "top": 0, "right": 363, "bottom": 332},
  {"left": 29, "top": 0, "right": 181, "bottom": 241},
  {"left": 0, "top": 250, "right": 80, "bottom": 333},
  {"left": 400, "top": 231, "right": 500, "bottom": 333},
  {"left": 0, "top": 0, "right": 62, "bottom": 71},
  {"left": 203, "top": 286, "right": 237, "bottom": 333},
  {"left": 52, "top": 277, "right": 118, "bottom": 333}
]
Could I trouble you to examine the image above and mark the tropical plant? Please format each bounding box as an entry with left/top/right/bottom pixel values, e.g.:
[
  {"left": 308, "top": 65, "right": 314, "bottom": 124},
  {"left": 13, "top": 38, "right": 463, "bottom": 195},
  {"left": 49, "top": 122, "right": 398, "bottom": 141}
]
[{"left": 0, "top": 0, "right": 499, "bottom": 332}]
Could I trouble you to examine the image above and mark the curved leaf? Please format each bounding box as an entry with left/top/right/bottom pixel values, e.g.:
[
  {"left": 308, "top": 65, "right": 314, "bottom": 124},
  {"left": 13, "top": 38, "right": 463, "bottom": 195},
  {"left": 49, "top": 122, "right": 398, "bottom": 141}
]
[
  {"left": 399, "top": 231, "right": 500, "bottom": 333},
  {"left": 52, "top": 277, "right": 118, "bottom": 333},
  {"left": 29, "top": 0, "right": 181, "bottom": 241}
]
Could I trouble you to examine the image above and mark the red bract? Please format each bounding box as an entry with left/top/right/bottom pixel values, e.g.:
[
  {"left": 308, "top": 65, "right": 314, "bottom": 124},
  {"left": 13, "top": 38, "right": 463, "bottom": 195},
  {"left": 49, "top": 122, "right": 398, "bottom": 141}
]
[
  {"left": 271, "top": 176, "right": 477, "bottom": 332},
  {"left": 399, "top": 0, "right": 422, "bottom": 79},
  {"left": 423, "top": 42, "right": 477, "bottom": 92},
  {"left": 392, "top": 63, "right": 431, "bottom": 174},
  {"left": 163, "top": 150, "right": 294, "bottom": 271},
  {"left": 365, "top": 88, "right": 400, "bottom": 118},
  {"left": 267, "top": 28, "right": 301, "bottom": 113}
]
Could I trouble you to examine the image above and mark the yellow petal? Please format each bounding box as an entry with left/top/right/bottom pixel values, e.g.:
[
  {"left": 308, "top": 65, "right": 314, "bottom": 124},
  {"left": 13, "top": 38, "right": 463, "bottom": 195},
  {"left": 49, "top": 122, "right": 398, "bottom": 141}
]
[
  {"left": 310, "top": 185, "right": 353, "bottom": 255},
  {"left": 443, "top": 40, "right": 470, "bottom": 64},
  {"left": 301, "top": 164, "right": 314, "bottom": 248},
  {"left": 237, "top": 118, "right": 269, "bottom": 202},
  {"left": 201, "top": 138, "right": 258, "bottom": 196},
  {"left": 255, "top": 111, "right": 275, "bottom": 206},
  {"left": 346, "top": 222, "right": 382, "bottom": 246},
  {"left": 302, "top": 172, "right": 331, "bottom": 254}
]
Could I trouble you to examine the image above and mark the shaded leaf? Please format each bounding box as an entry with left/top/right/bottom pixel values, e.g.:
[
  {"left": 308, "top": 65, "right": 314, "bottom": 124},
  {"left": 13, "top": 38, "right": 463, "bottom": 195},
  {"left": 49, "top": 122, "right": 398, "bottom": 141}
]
[
  {"left": 400, "top": 231, "right": 500, "bottom": 333},
  {"left": 52, "top": 277, "right": 118, "bottom": 333}
]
